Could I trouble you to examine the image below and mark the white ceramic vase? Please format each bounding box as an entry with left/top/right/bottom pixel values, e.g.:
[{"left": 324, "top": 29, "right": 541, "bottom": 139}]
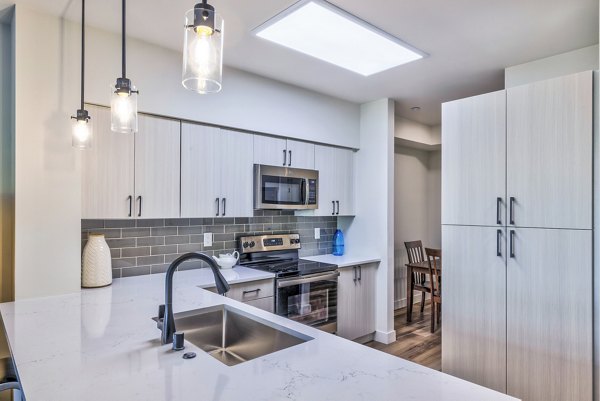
[{"left": 82, "top": 234, "right": 112, "bottom": 288}]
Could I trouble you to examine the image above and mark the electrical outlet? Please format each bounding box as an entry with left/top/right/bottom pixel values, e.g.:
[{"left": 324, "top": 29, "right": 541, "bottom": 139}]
[
  {"left": 204, "top": 232, "right": 213, "bottom": 247},
  {"left": 314, "top": 228, "right": 321, "bottom": 240}
]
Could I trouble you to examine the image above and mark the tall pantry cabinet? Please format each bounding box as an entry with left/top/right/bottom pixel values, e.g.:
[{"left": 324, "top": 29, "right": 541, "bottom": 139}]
[{"left": 442, "top": 71, "right": 593, "bottom": 401}]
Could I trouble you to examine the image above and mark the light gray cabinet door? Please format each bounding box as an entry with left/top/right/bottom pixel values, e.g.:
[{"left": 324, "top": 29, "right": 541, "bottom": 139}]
[
  {"left": 286, "top": 139, "right": 315, "bottom": 169},
  {"left": 253, "top": 135, "right": 287, "bottom": 167},
  {"left": 337, "top": 264, "right": 376, "bottom": 341},
  {"left": 507, "top": 71, "right": 592, "bottom": 230},
  {"left": 82, "top": 105, "right": 134, "bottom": 219},
  {"left": 442, "top": 90, "right": 506, "bottom": 226},
  {"left": 314, "top": 145, "right": 336, "bottom": 217},
  {"left": 335, "top": 147, "right": 355, "bottom": 216},
  {"left": 181, "top": 123, "right": 221, "bottom": 218},
  {"left": 219, "top": 129, "right": 254, "bottom": 218},
  {"left": 506, "top": 228, "right": 592, "bottom": 401},
  {"left": 134, "top": 115, "right": 180, "bottom": 218},
  {"left": 442, "top": 225, "right": 506, "bottom": 393}
]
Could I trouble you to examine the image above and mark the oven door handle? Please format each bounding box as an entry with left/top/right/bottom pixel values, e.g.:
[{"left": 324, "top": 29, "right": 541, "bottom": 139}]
[{"left": 277, "top": 271, "right": 340, "bottom": 288}]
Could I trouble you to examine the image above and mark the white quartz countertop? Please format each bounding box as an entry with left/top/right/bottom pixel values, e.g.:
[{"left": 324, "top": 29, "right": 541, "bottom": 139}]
[
  {"left": 194, "top": 265, "right": 274, "bottom": 288},
  {"left": 302, "top": 253, "right": 382, "bottom": 268},
  {"left": 0, "top": 268, "right": 518, "bottom": 401}
]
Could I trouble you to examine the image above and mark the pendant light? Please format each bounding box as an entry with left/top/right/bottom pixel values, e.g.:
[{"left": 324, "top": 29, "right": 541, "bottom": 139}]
[
  {"left": 71, "top": 0, "right": 92, "bottom": 149},
  {"left": 182, "top": 0, "right": 224, "bottom": 94},
  {"left": 111, "top": 0, "right": 138, "bottom": 133}
]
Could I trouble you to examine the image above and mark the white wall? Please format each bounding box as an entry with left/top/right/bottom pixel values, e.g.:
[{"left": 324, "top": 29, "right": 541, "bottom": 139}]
[
  {"left": 394, "top": 117, "right": 441, "bottom": 146},
  {"left": 393, "top": 145, "right": 441, "bottom": 309},
  {"left": 340, "top": 98, "right": 396, "bottom": 344},
  {"left": 82, "top": 19, "right": 360, "bottom": 149},
  {"left": 505, "top": 44, "right": 599, "bottom": 87},
  {"left": 11, "top": 5, "right": 362, "bottom": 299}
]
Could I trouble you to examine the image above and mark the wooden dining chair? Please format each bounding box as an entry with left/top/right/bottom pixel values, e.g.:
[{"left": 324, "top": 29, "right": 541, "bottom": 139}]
[
  {"left": 425, "top": 248, "right": 442, "bottom": 333},
  {"left": 404, "top": 240, "right": 430, "bottom": 314}
]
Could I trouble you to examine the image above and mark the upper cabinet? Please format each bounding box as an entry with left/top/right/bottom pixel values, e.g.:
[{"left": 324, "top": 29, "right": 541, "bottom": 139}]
[
  {"left": 181, "top": 123, "right": 253, "bottom": 218},
  {"left": 507, "top": 71, "right": 592, "bottom": 230},
  {"left": 253, "top": 135, "right": 315, "bottom": 169},
  {"left": 135, "top": 115, "right": 181, "bottom": 218},
  {"left": 82, "top": 106, "right": 180, "bottom": 219},
  {"left": 441, "top": 90, "right": 506, "bottom": 227},
  {"left": 315, "top": 145, "right": 354, "bottom": 216}
]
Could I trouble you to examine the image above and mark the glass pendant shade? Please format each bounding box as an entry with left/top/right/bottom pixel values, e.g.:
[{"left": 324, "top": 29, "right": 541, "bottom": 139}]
[
  {"left": 182, "top": 8, "right": 224, "bottom": 94},
  {"left": 110, "top": 85, "right": 138, "bottom": 133},
  {"left": 72, "top": 118, "right": 93, "bottom": 149}
]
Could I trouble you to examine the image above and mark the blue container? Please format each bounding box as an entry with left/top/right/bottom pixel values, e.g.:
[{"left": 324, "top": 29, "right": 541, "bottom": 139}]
[{"left": 332, "top": 229, "right": 345, "bottom": 256}]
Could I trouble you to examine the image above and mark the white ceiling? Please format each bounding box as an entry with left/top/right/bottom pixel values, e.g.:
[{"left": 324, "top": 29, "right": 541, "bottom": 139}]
[{"left": 14, "top": 0, "right": 599, "bottom": 125}]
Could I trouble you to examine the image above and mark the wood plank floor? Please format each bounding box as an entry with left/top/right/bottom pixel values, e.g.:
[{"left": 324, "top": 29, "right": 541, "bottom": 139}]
[{"left": 365, "top": 302, "right": 441, "bottom": 371}]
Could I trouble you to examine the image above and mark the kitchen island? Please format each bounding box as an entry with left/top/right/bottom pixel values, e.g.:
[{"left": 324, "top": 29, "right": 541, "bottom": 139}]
[{"left": 0, "top": 267, "right": 518, "bottom": 401}]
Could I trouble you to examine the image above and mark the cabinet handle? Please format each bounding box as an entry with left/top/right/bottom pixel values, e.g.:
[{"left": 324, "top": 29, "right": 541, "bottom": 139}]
[
  {"left": 510, "top": 230, "right": 515, "bottom": 258},
  {"left": 332, "top": 201, "right": 336, "bottom": 215},
  {"left": 496, "top": 197, "right": 502, "bottom": 225},
  {"left": 222, "top": 198, "right": 226, "bottom": 216},
  {"left": 215, "top": 198, "right": 220, "bottom": 216},
  {"left": 283, "top": 149, "right": 287, "bottom": 166},
  {"left": 496, "top": 229, "right": 502, "bottom": 257},
  {"left": 336, "top": 200, "right": 340, "bottom": 215},
  {"left": 137, "top": 196, "right": 142, "bottom": 217},
  {"left": 127, "top": 195, "right": 133, "bottom": 217},
  {"left": 353, "top": 266, "right": 357, "bottom": 283},
  {"left": 509, "top": 197, "right": 516, "bottom": 225},
  {"left": 358, "top": 265, "right": 362, "bottom": 281},
  {"left": 288, "top": 150, "right": 292, "bottom": 166},
  {"left": 242, "top": 289, "right": 261, "bottom": 295}
]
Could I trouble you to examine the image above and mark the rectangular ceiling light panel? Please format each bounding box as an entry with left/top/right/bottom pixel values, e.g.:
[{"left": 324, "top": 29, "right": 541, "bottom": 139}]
[{"left": 254, "top": 0, "right": 425, "bottom": 76}]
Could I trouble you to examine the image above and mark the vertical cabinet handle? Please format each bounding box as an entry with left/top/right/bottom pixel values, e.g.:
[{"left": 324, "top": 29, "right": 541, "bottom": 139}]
[
  {"left": 127, "top": 195, "right": 133, "bottom": 217},
  {"left": 137, "top": 196, "right": 142, "bottom": 217},
  {"left": 215, "top": 198, "right": 220, "bottom": 216},
  {"left": 358, "top": 265, "right": 362, "bottom": 281},
  {"left": 353, "top": 266, "right": 357, "bottom": 283},
  {"left": 332, "top": 201, "right": 335, "bottom": 215},
  {"left": 496, "top": 229, "right": 502, "bottom": 257},
  {"left": 288, "top": 150, "right": 292, "bottom": 166},
  {"left": 509, "top": 197, "right": 516, "bottom": 225},
  {"left": 510, "top": 230, "right": 515, "bottom": 258},
  {"left": 283, "top": 149, "right": 287, "bottom": 166},
  {"left": 496, "top": 197, "right": 502, "bottom": 225},
  {"left": 336, "top": 201, "right": 340, "bottom": 215},
  {"left": 222, "top": 198, "right": 226, "bottom": 216}
]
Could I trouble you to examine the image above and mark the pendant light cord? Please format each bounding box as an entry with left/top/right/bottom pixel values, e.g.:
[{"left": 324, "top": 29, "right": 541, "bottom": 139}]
[
  {"left": 80, "top": 0, "right": 85, "bottom": 110},
  {"left": 122, "top": 0, "right": 126, "bottom": 78}
]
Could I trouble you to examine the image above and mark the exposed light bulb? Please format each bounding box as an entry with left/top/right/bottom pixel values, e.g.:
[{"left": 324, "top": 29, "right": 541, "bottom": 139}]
[
  {"left": 189, "top": 33, "right": 218, "bottom": 85},
  {"left": 72, "top": 118, "right": 92, "bottom": 149},
  {"left": 114, "top": 93, "right": 133, "bottom": 121}
]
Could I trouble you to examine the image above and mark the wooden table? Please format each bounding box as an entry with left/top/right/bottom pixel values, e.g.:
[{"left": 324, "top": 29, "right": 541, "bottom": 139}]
[{"left": 405, "top": 260, "right": 442, "bottom": 323}]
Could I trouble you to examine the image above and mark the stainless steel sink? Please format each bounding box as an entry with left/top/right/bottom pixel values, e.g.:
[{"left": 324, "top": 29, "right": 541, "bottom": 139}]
[{"left": 155, "top": 305, "right": 312, "bottom": 366}]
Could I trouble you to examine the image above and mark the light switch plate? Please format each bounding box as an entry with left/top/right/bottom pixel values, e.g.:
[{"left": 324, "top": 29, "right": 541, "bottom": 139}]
[
  {"left": 204, "top": 232, "right": 213, "bottom": 247},
  {"left": 314, "top": 228, "right": 321, "bottom": 240}
]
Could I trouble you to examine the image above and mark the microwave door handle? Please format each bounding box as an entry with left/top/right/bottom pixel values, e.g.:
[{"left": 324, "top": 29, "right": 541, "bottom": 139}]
[{"left": 303, "top": 179, "right": 308, "bottom": 205}]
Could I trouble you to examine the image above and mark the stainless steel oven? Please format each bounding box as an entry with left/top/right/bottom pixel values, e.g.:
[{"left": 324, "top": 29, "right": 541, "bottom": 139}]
[
  {"left": 275, "top": 271, "right": 338, "bottom": 334},
  {"left": 254, "top": 165, "right": 318, "bottom": 210}
]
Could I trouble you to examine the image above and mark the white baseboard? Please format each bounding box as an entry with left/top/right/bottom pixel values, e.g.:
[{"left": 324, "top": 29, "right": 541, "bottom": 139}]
[
  {"left": 394, "top": 291, "right": 431, "bottom": 310},
  {"left": 374, "top": 329, "right": 397, "bottom": 344}
]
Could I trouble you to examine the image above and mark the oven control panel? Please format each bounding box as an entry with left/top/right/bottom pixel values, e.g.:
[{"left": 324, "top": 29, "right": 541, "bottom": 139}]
[{"left": 239, "top": 234, "right": 301, "bottom": 253}]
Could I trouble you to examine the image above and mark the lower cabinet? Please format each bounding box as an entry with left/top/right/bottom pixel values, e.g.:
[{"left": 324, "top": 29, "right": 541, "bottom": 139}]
[
  {"left": 337, "top": 263, "right": 376, "bottom": 341},
  {"left": 205, "top": 278, "right": 274, "bottom": 313}
]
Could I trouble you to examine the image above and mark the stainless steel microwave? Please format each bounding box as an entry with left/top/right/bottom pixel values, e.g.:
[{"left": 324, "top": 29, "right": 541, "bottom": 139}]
[{"left": 254, "top": 165, "right": 318, "bottom": 210}]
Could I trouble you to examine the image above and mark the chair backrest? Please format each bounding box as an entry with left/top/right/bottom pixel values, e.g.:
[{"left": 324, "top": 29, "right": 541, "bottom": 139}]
[
  {"left": 425, "top": 248, "right": 442, "bottom": 297},
  {"left": 405, "top": 240, "right": 425, "bottom": 264}
]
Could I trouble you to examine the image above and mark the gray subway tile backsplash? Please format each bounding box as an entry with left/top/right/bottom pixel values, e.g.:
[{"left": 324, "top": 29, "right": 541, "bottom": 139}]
[{"left": 82, "top": 211, "right": 338, "bottom": 278}]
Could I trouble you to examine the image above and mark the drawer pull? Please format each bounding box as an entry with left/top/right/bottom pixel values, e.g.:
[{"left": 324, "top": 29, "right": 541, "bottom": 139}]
[{"left": 242, "top": 289, "right": 261, "bottom": 295}]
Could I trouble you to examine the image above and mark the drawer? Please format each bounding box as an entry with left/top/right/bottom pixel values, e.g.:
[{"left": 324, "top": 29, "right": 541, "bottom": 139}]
[
  {"left": 205, "top": 279, "right": 274, "bottom": 302},
  {"left": 245, "top": 296, "right": 274, "bottom": 313}
]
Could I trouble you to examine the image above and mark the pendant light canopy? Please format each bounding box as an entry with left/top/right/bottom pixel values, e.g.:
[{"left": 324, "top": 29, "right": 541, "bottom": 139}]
[
  {"left": 111, "top": 0, "right": 138, "bottom": 133},
  {"left": 71, "top": 0, "right": 92, "bottom": 149},
  {"left": 182, "top": 0, "right": 224, "bottom": 94}
]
